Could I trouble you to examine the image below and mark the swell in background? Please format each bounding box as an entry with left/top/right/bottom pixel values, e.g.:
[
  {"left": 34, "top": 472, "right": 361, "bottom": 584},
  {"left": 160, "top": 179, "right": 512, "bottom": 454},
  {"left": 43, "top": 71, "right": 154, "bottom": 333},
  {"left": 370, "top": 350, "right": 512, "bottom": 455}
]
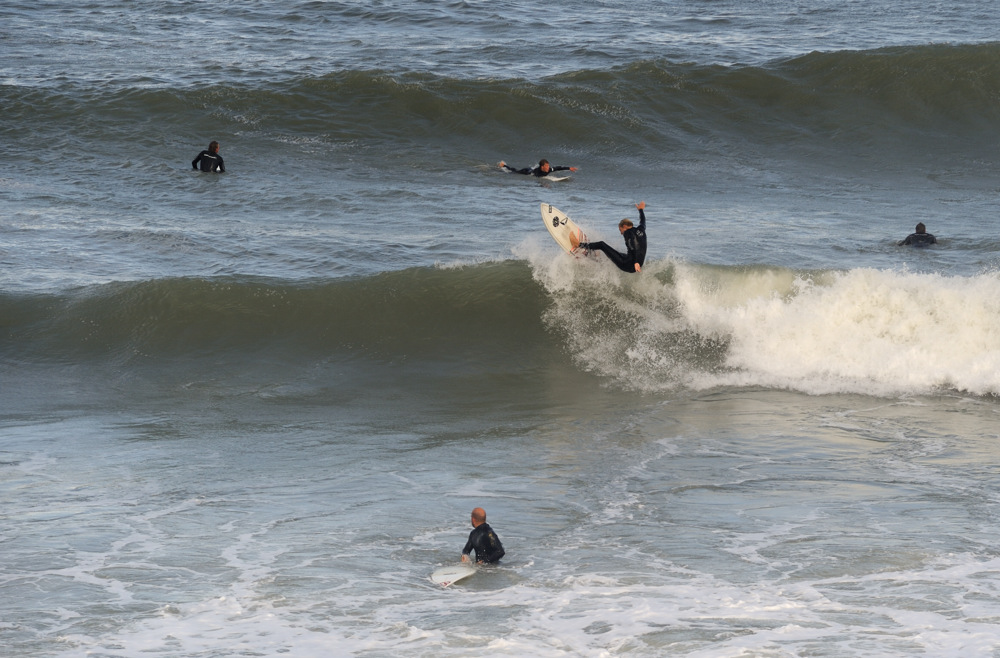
[{"left": 4, "top": 44, "right": 1000, "bottom": 179}]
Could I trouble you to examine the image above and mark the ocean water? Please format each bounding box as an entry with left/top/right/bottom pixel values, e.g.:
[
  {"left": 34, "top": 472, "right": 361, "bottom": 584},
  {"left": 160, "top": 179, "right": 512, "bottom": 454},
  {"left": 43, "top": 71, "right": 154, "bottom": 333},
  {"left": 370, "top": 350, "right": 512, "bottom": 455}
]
[{"left": 2, "top": 1, "right": 1000, "bottom": 656}]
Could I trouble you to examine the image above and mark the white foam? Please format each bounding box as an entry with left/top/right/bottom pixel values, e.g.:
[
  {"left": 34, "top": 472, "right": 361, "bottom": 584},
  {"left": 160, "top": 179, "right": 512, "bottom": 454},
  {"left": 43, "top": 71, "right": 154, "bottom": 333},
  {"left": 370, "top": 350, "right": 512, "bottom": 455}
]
[
  {"left": 682, "top": 266, "right": 1000, "bottom": 396},
  {"left": 535, "top": 255, "right": 1000, "bottom": 396}
]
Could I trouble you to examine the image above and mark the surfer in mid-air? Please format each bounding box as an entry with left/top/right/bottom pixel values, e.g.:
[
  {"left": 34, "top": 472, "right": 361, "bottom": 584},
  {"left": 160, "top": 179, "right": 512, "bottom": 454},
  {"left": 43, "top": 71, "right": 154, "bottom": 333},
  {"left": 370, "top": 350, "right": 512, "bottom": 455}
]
[
  {"left": 461, "top": 507, "right": 505, "bottom": 564},
  {"left": 571, "top": 201, "right": 648, "bottom": 273},
  {"left": 498, "top": 158, "right": 577, "bottom": 177},
  {"left": 192, "top": 140, "right": 225, "bottom": 173},
  {"left": 898, "top": 222, "right": 936, "bottom": 246}
]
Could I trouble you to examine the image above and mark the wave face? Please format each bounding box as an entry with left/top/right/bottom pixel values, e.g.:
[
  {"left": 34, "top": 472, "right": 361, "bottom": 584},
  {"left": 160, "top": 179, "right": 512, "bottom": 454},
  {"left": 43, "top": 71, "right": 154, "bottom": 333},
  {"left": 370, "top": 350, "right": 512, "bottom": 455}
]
[
  {"left": 0, "top": 264, "right": 547, "bottom": 364},
  {"left": 5, "top": 259, "right": 999, "bottom": 398}
]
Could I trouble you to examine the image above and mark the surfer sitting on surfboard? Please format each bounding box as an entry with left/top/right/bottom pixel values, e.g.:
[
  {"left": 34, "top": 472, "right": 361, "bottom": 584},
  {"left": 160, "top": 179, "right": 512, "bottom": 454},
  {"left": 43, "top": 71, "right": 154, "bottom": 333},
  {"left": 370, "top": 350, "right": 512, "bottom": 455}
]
[
  {"left": 461, "top": 507, "right": 505, "bottom": 564},
  {"left": 498, "top": 159, "right": 577, "bottom": 177},
  {"left": 571, "top": 202, "right": 648, "bottom": 273}
]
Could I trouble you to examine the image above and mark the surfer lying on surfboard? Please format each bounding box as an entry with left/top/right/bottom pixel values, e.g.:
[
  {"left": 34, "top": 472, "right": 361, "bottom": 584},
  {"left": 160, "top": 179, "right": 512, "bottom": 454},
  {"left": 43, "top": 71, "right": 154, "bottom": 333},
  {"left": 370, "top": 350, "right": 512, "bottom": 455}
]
[
  {"left": 498, "top": 159, "right": 577, "bottom": 177},
  {"left": 570, "top": 201, "right": 648, "bottom": 273}
]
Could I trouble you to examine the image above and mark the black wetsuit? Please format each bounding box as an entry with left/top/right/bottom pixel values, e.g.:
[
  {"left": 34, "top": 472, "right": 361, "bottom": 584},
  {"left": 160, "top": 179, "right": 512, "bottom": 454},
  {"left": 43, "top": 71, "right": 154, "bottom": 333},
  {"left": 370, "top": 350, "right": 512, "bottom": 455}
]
[
  {"left": 898, "top": 232, "right": 936, "bottom": 246},
  {"left": 501, "top": 163, "right": 573, "bottom": 177},
  {"left": 581, "top": 207, "right": 647, "bottom": 273},
  {"left": 192, "top": 150, "right": 225, "bottom": 172},
  {"left": 462, "top": 522, "right": 505, "bottom": 564}
]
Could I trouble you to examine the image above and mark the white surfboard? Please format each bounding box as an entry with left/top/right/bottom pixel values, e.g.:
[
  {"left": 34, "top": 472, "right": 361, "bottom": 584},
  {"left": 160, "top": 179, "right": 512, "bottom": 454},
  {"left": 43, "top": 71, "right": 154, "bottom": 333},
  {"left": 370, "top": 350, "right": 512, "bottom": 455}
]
[
  {"left": 540, "top": 202, "right": 589, "bottom": 255},
  {"left": 543, "top": 174, "right": 571, "bottom": 182},
  {"left": 430, "top": 563, "right": 477, "bottom": 587}
]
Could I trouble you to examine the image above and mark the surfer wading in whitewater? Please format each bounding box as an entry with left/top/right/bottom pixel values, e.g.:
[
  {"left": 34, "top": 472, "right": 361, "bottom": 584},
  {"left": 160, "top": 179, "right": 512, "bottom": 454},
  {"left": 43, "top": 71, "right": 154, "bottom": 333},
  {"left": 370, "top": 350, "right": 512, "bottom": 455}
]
[
  {"left": 571, "top": 201, "right": 648, "bottom": 273},
  {"left": 461, "top": 507, "right": 505, "bottom": 564}
]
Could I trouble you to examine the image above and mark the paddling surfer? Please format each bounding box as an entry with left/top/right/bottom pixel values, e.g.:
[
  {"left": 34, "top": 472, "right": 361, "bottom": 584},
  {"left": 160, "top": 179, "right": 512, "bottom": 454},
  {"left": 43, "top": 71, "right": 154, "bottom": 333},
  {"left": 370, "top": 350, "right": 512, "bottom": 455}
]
[
  {"left": 461, "top": 507, "right": 505, "bottom": 564},
  {"left": 898, "top": 222, "right": 936, "bottom": 246},
  {"left": 498, "top": 158, "right": 577, "bottom": 177},
  {"left": 571, "top": 201, "right": 648, "bottom": 273}
]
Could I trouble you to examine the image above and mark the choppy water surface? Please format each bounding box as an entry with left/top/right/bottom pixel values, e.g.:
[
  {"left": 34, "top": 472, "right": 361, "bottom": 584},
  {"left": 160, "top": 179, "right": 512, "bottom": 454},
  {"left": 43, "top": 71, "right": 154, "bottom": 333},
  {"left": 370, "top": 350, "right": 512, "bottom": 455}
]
[{"left": 2, "top": 1, "right": 1000, "bottom": 656}]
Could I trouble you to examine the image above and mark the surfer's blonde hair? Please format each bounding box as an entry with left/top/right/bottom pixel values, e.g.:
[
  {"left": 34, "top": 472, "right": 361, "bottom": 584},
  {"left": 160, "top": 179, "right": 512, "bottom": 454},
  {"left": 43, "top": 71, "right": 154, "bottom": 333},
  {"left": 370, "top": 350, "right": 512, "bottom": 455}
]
[{"left": 618, "top": 218, "right": 633, "bottom": 230}]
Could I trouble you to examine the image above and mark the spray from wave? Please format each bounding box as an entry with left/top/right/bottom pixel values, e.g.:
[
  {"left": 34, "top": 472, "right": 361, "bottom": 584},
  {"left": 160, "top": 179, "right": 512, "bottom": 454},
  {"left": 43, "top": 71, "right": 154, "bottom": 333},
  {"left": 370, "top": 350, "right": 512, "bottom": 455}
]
[{"left": 528, "top": 243, "right": 1000, "bottom": 397}]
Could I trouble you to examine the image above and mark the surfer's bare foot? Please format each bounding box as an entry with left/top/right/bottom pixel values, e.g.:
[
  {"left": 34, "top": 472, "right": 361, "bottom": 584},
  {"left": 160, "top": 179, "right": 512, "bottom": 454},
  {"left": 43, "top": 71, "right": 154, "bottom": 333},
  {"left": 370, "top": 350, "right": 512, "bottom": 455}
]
[
  {"left": 634, "top": 262, "right": 641, "bottom": 272},
  {"left": 570, "top": 231, "right": 581, "bottom": 250}
]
